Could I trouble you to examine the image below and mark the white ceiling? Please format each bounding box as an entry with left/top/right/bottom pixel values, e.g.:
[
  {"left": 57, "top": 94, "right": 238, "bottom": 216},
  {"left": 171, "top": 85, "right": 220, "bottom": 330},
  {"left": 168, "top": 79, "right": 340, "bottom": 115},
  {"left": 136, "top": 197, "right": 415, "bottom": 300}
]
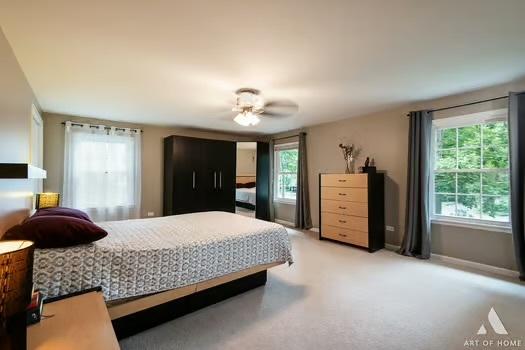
[{"left": 1, "top": 0, "right": 525, "bottom": 134}]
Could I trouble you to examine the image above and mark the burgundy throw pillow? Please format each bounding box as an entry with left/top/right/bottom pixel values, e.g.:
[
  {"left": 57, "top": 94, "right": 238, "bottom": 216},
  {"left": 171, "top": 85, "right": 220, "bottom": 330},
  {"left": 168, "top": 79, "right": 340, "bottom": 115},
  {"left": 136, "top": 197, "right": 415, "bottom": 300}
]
[
  {"left": 244, "top": 181, "right": 256, "bottom": 188},
  {"left": 32, "top": 207, "right": 92, "bottom": 222},
  {"left": 3, "top": 216, "right": 107, "bottom": 248}
]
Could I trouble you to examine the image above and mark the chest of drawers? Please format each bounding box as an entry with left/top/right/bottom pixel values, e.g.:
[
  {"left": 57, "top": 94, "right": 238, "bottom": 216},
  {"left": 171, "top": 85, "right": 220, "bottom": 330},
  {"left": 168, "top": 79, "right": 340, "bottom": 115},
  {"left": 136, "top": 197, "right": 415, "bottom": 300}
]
[{"left": 319, "top": 173, "right": 385, "bottom": 252}]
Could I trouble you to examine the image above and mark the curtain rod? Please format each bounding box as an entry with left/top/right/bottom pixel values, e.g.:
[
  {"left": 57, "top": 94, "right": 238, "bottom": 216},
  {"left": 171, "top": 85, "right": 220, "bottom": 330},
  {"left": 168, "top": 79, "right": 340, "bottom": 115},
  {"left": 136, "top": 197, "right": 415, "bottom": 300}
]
[
  {"left": 406, "top": 95, "right": 508, "bottom": 116},
  {"left": 272, "top": 133, "right": 304, "bottom": 141},
  {"left": 61, "top": 121, "right": 143, "bottom": 133}
]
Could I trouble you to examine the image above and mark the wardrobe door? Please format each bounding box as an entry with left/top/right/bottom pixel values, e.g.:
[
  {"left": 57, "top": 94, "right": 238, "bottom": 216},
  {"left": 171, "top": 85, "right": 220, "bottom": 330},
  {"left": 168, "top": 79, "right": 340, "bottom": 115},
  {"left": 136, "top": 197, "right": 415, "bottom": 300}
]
[
  {"left": 203, "top": 139, "right": 236, "bottom": 212},
  {"left": 200, "top": 139, "right": 218, "bottom": 211},
  {"left": 163, "top": 136, "right": 175, "bottom": 215},
  {"left": 256, "top": 142, "right": 270, "bottom": 220},
  {"left": 169, "top": 136, "right": 204, "bottom": 214},
  {"left": 216, "top": 140, "right": 236, "bottom": 212}
]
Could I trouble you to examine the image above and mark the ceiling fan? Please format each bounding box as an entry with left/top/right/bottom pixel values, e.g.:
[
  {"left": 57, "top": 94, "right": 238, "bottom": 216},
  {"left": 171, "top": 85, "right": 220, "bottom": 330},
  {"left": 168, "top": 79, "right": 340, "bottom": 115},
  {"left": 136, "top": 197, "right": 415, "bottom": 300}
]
[{"left": 230, "top": 88, "right": 298, "bottom": 126}]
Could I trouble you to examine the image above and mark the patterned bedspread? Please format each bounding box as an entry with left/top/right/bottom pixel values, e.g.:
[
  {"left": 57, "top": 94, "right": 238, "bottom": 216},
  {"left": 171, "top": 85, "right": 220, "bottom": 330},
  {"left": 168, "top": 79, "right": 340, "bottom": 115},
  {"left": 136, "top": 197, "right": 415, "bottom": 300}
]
[{"left": 33, "top": 211, "right": 292, "bottom": 301}]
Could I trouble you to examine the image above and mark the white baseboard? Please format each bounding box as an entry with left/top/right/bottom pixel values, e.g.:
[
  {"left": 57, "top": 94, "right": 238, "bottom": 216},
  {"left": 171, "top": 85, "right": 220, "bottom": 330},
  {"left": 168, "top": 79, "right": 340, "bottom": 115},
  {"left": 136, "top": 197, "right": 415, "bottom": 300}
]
[
  {"left": 275, "top": 219, "right": 295, "bottom": 227},
  {"left": 385, "top": 243, "right": 400, "bottom": 251},
  {"left": 430, "top": 254, "right": 520, "bottom": 278},
  {"left": 384, "top": 243, "right": 519, "bottom": 279}
]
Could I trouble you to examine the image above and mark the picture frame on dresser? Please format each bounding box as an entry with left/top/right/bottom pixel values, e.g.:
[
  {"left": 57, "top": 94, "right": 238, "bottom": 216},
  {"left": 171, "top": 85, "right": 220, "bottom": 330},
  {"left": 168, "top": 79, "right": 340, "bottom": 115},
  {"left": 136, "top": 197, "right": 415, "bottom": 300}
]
[{"left": 318, "top": 173, "right": 385, "bottom": 252}]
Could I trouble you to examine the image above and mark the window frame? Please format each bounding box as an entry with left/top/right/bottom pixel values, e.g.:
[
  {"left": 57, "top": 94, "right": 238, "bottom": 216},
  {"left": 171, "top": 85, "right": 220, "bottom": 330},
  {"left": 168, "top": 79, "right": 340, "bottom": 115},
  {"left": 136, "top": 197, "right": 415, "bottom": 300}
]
[
  {"left": 429, "top": 108, "right": 511, "bottom": 233},
  {"left": 273, "top": 141, "right": 299, "bottom": 205}
]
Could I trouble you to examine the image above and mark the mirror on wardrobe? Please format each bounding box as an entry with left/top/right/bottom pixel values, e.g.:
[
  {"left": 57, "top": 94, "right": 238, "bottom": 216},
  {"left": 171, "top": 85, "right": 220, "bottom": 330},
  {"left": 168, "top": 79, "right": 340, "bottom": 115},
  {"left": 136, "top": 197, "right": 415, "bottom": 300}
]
[{"left": 235, "top": 142, "right": 257, "bottom": 217}]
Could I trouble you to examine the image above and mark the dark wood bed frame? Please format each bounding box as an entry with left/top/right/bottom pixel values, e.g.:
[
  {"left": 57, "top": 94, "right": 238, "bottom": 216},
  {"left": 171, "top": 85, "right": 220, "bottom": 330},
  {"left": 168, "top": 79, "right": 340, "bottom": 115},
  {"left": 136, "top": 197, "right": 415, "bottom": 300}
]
[
  {"left": 105, "top": 261, "right": 283, "bottom": 339},
  {"left": 112, "top": 270, "right": 267, "bottom": 339}
]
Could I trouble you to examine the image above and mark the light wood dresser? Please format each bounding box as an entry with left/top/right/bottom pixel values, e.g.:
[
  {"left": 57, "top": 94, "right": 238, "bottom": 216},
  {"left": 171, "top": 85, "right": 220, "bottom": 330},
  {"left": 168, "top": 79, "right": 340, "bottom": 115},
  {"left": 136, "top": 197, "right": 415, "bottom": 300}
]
[{"left": 319, "top": 173, "right": 385, "bottom": 252}]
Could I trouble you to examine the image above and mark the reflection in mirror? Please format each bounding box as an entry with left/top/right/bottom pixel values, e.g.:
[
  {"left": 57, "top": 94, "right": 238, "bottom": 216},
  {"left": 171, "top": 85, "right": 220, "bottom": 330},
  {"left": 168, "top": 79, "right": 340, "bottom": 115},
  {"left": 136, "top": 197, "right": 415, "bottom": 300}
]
[{"left": 235, "top": 142, "right": 257, "bottom": 217}]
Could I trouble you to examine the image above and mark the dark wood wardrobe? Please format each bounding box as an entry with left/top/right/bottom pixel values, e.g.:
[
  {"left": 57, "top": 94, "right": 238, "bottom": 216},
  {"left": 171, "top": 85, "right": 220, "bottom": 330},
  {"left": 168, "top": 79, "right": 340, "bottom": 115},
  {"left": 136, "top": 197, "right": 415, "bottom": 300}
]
[{"left": 163, "top": 136, "right": 236, "bottom": 215}]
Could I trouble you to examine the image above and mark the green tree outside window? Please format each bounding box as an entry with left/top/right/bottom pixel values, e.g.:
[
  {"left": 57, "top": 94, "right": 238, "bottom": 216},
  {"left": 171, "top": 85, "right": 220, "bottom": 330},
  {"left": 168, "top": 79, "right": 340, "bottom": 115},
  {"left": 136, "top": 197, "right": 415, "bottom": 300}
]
[{"left": 433, "top": 121, "right": 509, "bottom": 223}]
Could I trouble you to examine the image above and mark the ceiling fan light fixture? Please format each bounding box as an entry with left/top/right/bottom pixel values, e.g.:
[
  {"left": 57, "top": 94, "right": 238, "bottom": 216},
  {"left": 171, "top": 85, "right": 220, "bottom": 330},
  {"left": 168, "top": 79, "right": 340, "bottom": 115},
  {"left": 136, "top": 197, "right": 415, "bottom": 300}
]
[{"left": 234, "top": 111, "right": 260, "bottom": 126}]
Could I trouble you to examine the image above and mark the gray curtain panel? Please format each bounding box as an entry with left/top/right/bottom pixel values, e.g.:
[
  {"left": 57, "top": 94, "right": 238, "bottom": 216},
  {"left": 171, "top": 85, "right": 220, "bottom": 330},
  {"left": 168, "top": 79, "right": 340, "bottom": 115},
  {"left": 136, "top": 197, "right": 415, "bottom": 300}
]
[
  {"left": 508, "top": 92, "right": 525, "bottom": 281},
  {"left": 268, "top": 139, "right": 276, "bottom": 222},
  {"left": 398, "top": 110, "right": 433, "bottom": 259},
  {"left": 295, "top": 132, "right": 312, "bottom": 229}
]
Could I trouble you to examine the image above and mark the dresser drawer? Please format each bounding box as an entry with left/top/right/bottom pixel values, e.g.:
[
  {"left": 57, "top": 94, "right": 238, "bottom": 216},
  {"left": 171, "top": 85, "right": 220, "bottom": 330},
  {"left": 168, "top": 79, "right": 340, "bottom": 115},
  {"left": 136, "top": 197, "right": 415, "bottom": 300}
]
[
  {"left": 321, "top": 212, "right": 368, "bottom": 232},
  {"left": 321, "top": 225, "right": 369, "bottom": 247},
  {"left": 321, "top": 174, "right": 368, "bottom": 188},
  {"left": 320, "top": 187, "right": 368, "bottom": 203},
  {"left": 321, "top": 199, "right": 368, "bottom": 217}
]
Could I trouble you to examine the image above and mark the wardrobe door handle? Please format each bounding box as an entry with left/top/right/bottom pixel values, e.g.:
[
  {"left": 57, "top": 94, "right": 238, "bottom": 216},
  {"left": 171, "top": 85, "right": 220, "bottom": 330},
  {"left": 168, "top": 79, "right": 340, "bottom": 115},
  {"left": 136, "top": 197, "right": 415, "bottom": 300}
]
[
  {"left": 219, "top": 171, "right": 222, "bottom": 189},
  {"left": 214, "top": 171, "right": 217, "bottom": 189},
  {"left": 192, "top": 171, "right": 196, "bottom": 189}
]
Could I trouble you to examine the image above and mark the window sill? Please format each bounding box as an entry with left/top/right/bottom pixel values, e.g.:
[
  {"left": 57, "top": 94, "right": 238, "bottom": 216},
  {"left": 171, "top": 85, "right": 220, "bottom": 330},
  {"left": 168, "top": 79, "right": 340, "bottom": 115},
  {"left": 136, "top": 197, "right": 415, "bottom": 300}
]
[
  {"left": 431, "top": 217, "right": 511, "bottom": 234},
  {"left": 274, "top": 199, "right": 296, "bottom": 205}
]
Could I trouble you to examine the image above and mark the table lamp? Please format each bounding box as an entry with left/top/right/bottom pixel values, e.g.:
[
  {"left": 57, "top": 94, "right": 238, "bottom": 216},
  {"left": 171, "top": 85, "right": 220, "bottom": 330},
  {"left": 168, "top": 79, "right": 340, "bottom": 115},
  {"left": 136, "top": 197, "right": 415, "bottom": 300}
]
[
  {"left": 35, "top": 192, "right": 60, "bottom": 209},
  {"left": 0, "top": 240, "right": 35, "bottom": 350}
]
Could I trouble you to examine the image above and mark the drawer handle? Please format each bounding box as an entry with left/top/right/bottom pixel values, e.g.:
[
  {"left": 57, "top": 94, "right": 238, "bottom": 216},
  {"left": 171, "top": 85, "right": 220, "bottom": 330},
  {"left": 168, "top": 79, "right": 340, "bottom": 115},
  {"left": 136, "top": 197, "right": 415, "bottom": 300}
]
[
  {"left": 338, "top": 220, "right": 347, "bottom": 223},
  {"left": 339, "top": 233, "right": 347, "bottom": 237},
  {"left": 338, "top": 179, "right": 346, "bottom": 182},
  {"left": 338, "top": 193, "right": 347, "bottom": 196},
  {"left": 338, "top": 206, "right": 347, "bottom": 209}
]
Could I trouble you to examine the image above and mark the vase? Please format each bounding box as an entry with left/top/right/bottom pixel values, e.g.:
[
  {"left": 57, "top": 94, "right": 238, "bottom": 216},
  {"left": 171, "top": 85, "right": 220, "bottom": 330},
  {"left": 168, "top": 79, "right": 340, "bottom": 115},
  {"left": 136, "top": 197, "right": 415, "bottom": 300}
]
[{"left": 345, "top": 157, "right": 355, "bottom": 174}]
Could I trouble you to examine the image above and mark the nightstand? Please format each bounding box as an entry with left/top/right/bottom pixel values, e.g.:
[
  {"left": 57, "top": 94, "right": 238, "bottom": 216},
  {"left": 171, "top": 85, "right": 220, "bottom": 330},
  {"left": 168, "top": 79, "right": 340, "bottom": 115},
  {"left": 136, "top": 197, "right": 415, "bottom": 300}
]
[{"left": 27, "top": 289, "right": 119, "bottom": 350}]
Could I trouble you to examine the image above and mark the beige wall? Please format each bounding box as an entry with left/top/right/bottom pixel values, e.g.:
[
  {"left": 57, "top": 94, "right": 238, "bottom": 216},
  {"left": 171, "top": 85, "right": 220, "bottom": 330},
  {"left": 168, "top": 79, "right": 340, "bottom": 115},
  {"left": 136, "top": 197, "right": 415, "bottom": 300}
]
[
  {"left": 43, "top": 113, "right": 257, "bottom": 218},
  {"left": 0, "top": 28, "right": 41, "bottom": 235},
  {"left": 302, "top": 108, "right": 409, "bottom": 243},
  {"left": 236, "top": 149, "right": 257, "bottom": 176},
  {"left": 275, "top": 77, "right": 525, "bottom": 270}
]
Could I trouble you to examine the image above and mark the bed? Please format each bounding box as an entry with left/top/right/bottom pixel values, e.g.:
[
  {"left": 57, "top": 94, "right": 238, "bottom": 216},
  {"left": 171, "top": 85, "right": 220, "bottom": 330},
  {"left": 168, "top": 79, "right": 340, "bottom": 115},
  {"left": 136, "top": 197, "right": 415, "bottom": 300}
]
[
  {"left": 32, "top": 211, "right": 292, "bottom": 337},
  {"left": 33, "top": 211, "right": 292, "bottom": 302}
]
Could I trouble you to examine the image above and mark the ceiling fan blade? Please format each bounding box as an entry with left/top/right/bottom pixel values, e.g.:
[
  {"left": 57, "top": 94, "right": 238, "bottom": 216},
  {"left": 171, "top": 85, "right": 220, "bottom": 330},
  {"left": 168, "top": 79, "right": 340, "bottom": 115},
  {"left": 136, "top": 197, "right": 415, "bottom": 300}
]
[
  {"left": 261, "top": 111, "right": 293, "bottom": 118},
  {"left": 263, "top": 100, "right": 298, "bottom": 118},
  {"left": 264, "top": 100, "right": 298, "bottom": 110}
]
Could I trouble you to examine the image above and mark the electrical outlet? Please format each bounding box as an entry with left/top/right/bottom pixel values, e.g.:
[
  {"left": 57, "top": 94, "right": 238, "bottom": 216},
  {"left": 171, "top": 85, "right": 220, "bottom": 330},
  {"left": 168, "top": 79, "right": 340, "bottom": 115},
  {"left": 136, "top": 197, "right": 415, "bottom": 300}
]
[
  {"left": 147, "top": 212, "right": 155, "bottom": 217},
  {"left": 385, "top": 225, "right": 395, "bottom": 232}
]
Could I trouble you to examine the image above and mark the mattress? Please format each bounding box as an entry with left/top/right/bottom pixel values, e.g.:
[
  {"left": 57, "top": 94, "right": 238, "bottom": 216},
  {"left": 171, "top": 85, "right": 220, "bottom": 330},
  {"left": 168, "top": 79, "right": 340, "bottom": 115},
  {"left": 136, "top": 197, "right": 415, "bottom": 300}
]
[
  {"left": 236, "top": 187, "right": 256, "bottom": 205},
  {"left": 33, "top": 212, "right": 292, "bottom": 301}
]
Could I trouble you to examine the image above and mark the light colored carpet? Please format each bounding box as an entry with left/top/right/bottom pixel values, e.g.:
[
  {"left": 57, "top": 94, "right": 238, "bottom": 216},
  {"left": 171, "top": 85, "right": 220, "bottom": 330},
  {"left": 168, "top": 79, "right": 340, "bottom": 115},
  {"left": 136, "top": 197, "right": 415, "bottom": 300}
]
[{"left": 120, "top": 229, "right": 525, "bottom": 350}]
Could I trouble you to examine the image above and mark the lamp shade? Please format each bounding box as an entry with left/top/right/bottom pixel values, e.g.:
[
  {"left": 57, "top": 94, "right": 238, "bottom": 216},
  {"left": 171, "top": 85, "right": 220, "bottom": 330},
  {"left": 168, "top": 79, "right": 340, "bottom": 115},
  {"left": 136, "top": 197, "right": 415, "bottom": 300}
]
[
  {"left": 35, "top": 192, "right": 60, "bottom": 209},
  {"left": 0, "top": 240, "right": 34, "bottom": 350}
]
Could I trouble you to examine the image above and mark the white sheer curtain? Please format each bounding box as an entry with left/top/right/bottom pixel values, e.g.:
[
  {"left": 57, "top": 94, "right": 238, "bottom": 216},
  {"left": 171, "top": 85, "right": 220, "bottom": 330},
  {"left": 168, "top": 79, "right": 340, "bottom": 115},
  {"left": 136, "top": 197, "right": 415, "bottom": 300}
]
[{"left": 63, "top": 121, "right": 142, "bottom": 222}]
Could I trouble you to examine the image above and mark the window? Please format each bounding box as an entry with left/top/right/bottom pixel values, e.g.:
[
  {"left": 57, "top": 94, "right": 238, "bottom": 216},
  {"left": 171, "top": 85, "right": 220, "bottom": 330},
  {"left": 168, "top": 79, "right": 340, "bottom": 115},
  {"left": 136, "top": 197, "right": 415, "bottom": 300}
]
[
  {"left": 63, "top": 122, "right": 141, "bottom": 222},
  {"left": 274, "top": 142, "right": 298, "bottom": 204},
  {"left": 431, "top": 109, "right": 510, "bottom": 228}
]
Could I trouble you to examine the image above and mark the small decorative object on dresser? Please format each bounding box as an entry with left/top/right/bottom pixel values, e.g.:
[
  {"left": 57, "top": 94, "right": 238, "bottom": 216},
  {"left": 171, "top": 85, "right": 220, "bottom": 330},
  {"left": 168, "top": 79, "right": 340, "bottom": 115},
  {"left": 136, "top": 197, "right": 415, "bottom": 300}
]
[
  {"left": 360, "top": 157, "right": 376, "bottom": 174},
  {"left": 338, "top": 143, "right": 358, "bottom": 174},
  {"left": 319, "top": 173, "right": 384, "bottom": 252}
]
